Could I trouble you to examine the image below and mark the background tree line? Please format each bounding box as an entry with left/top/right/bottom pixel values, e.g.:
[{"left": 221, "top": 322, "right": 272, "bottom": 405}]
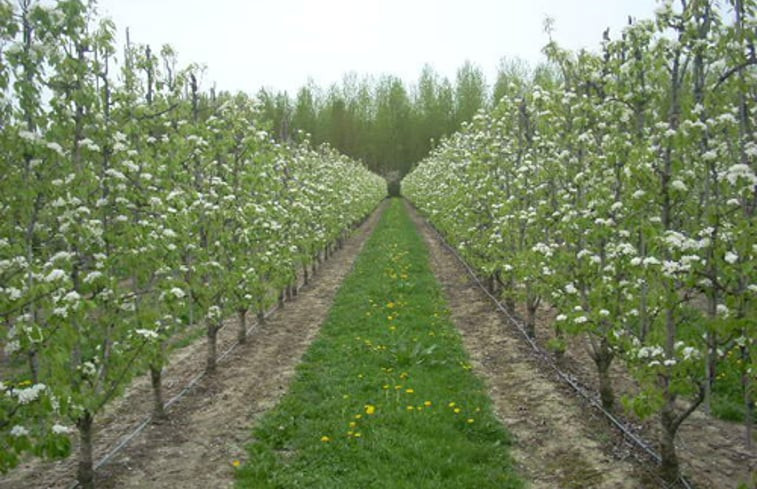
[{"left": 253, "top": 59, "right": 549, "bottom": 184}]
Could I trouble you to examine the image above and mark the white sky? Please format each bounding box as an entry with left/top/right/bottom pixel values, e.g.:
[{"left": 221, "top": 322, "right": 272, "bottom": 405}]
[{"left": 95, "top": 0, "right": 661, "bottom": 95}]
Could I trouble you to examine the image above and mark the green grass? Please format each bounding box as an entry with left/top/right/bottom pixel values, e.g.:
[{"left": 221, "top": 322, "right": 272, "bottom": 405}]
[{"left": 236, "top": 198, "right": 523, "bottom": 489}]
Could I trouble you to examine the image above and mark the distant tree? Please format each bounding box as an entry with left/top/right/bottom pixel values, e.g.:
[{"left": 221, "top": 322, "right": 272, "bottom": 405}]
[
  {"left": 492, "top": 57, "right": 530, "bottom": 105},
  {"left": 454, "top": 61, "right": 487, "bottom": 126}
]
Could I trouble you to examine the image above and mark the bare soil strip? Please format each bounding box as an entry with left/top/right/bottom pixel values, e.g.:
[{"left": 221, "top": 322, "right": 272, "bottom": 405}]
[
  {"left": 405, "top": 202, "right": 661, "bottom": 489},
  {"left": 1, "top": 201, "right": 386, "bottom": 489}
]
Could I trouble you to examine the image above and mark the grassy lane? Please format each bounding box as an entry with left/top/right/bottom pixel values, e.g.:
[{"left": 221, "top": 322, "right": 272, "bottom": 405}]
[{"left": 236, "top": 199, "right": 523, "bottom": 489}]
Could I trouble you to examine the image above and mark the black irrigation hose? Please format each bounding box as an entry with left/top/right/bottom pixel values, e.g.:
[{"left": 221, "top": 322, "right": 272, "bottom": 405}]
[{"left": 422, "top": 215, "right": 696, "bottom": 489}]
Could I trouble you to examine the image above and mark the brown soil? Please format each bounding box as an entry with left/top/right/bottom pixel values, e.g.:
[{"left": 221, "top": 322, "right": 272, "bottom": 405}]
[
  {"left": 406, "top": 202, "right": 661, "bottom": 489},
  {"left": 1, "top": 201, "right": 386, "bottom": 489}
]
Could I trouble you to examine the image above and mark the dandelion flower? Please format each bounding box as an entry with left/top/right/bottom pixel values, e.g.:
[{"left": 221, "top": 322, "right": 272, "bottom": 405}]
[
  {"left": 320, "top": 436, "right": 331, "bottom": 442},
  {"left": 232, "top": 460, "right": 241, "bottom": 468},
  {"left": 453, "top": 408, "right": 461, "bottom": 414},
  {"left": 365, "top": 404, "right": 376, "bottom": 415},
  {"left": 405, "top": 388, "right": 414, "bottom": 394},
  {"left": 424, "top": 400, "right": 432, "bottom": 407}
]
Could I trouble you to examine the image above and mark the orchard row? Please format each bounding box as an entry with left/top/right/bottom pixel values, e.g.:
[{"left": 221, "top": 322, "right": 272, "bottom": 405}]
[
  {"left": 0, "top": 1, "right": 385, "bottom": 486},
  {"left": 403, "top": 1, "right": 755, "bottom": 485}
]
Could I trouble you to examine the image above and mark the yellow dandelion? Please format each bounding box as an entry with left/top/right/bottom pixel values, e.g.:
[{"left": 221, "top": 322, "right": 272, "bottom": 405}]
[
  {"left": 232, "top": 460, "right": 241, "bottom": 468},
  {"left": 405, "top": 388, "right": 414, "bottom": 394},
  {"left": 467, "top": 418, "right": 475, "bottom": 424},
  {"left": 454, "top": 407, "right": 461, "bottom": 414},
  {"left": 365, "top": 404, "right": 376, "bottom": 415},
  {"left": 424, "top": 400, "right": 432, "bottom": 407},
  {"left": 394, "top": 385, "right": 403, "bottom": 390},
  {"left": 406, "top": 405, "right": 415, "bottom": 411},
  {"left": 387, "top": 302, "right": 395, "bottom": 308},
  {"left": 355, "top": 414, "right": 362, "bottom": 419},
  {"left": 389, "top": 325, "right": 396, "bottom": 331},
  {"left": 448, "top": 402, "right": 456, "bottom": 408},
  {"left": 349, "top": 421, "right": 357, "bottom": 428},
  {"left": 354, "top": 432, "right": 362, "bottom": 438},
  {"left": 320, "top": 436, "right": 331, "bottom": 442},
  {"left": 400, "top": 372, "right": 409, "bottom": 379},
  {"left": 382, "top": 384, "right": 390, "bottom": 390}
]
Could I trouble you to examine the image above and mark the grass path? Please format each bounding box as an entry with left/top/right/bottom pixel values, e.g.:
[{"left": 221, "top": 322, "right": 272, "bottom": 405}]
[{"left": 236, "top": 198, "right": 522, "bottom": 489}]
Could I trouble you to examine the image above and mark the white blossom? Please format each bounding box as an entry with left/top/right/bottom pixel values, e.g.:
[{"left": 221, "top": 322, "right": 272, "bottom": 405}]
[
  {"left": 63, "top": 291, "right": 80, "bottom": 303},
  {"left": 135, "top": 329, "right": 159, "bottom": 340},
  {"left": 670, "top": 180, "right": 688, "bottom": 192},
  {"left": 45, "top": 269, "right": 67, "bottom": 282},
  {"left": 10, "top": 425, "right": 29, "bottom": 437},
  {"left": 83, "top": 271, "right": 102, "bottom": 284},
  {"left": 52, "top": 423, "right": 74, "bottom": 435},
  {"left": 15, "top": 383, "right": 46, "bottom": 404},
  {"left": 724, "top": 163, "right": 756, "bottom": 186}
]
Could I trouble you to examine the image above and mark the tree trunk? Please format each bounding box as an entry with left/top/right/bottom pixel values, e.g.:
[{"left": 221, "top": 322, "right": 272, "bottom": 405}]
[
  {"left": 525, "top": 289, "right": 537, "bottom": 339},
  {"left": 553, "top": 325, "right": 565, "bottom": 363},
  {"left": 206, "top": 322, "right": 219, "bottom": 374},
  {"left": 237, "top": 308, "right": 247, "bottom": 344},
  {"left": 704, "top": 330, "right": 717, "bottom": 414},
  {"left": 594, "top": 348, "right": 615, "bottom": 411},
  {"left": 278, "top": 289, "right": 285, "bottom": 308},
  {"left": 28, "top": 349, "right": 38, "bottom": 383},
  {"left": 303, "top": 264, "right": 309, "bottom": 285},
  {"left": 150, "top": 365, "right": 166, "bottom": 421},
  {"left": 659, "top": 403, "right": 680, "bottom": 485},
  {"left": 743, "top": 342, "right": 754, "bottom": 451},
  {"left": 77, "top": 411, "right": 95, "bottom": 489},
  {"left": 256, "top": 309, "right": 265, "bottom": 325}
]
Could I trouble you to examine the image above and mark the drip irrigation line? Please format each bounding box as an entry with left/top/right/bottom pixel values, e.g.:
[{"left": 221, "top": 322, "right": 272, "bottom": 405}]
[{"left": 424, "top": 217, "right": 695, "bottom": 489}]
